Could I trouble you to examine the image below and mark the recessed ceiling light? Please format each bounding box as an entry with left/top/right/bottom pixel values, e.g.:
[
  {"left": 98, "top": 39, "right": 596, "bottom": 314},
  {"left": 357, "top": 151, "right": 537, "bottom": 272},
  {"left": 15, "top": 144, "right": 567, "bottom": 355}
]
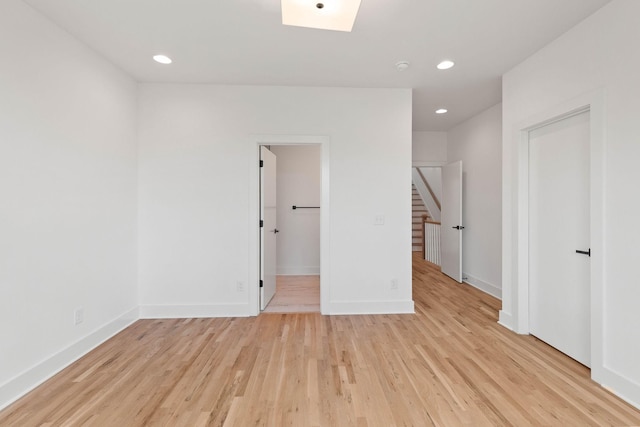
[
  {"left": 395, "top": 61, "right": 410, "bottom": 72},
  {"left": 436, "top": 108, "right": 448, "bottom": 114},
  {"left": 437, "top": 60, "right": 455, "bottom": 70},
  {"left": 153, "top": 55, "right": 172, "bottom": 65},
  {"left": 281, "top": 0, "right": 362, "bottom": 32}
]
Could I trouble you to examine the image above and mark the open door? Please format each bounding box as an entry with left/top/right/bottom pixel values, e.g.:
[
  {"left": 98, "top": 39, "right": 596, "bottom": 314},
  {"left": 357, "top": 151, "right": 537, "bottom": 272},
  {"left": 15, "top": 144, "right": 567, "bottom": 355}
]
[
  {"left": 260, "top": 146, "right": 277, "bottom": 310},
  {"left": 441, "top": 161, "right": 463, "bottom": 282}
]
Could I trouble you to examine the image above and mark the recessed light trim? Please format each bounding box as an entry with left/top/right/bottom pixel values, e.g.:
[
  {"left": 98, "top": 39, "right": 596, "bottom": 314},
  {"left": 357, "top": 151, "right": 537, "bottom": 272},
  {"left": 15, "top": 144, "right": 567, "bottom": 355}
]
[
  {"left": 437, "top": 60, "right": 455, "bottom": 70},
  {"left": 435, "top": 108, "right": 448, "bottom": 114},
  {"left": 153, "top": 54, "right": 172, "bottom": 65}
]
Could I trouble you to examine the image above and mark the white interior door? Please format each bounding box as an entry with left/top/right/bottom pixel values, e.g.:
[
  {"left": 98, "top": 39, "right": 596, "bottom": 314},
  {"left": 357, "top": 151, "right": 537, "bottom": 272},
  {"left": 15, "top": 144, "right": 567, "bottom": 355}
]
[
  {"left": 441, "top": 161, "right": 463, "bottom": 282},
  {"left": 260, "top": 146, "right": 277, "bottom": 310},
  {"left": 529, "top": 110, "right": 590, "bottom": 367}
]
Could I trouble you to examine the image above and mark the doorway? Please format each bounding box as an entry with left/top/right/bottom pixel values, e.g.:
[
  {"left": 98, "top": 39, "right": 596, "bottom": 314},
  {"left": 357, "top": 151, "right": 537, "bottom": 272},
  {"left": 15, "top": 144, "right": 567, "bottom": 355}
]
[
  {"left": 260, "top": 145, "right": 321, "bottom": 313},
  {"left": 249, "top": 134, "right": 330, "bottom": 316},
  {"left": 508, "top": 89, "right": 604, "bottom": 381},
  {"left": 412, "top": 162, "right": 463, "bottom": 282}
]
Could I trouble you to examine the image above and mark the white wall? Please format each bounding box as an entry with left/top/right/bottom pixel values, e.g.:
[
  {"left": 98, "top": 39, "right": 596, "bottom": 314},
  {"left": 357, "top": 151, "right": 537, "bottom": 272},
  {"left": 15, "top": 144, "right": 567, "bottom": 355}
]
[
  {"left": 270, "top": 145, "right": 321, "bottom": 276},
  {"left": 501, "top": 0, "right": 640, "bottom": 408},
  {"left": 412, "top": 131, "right": 447, "bottom": 163},
  {"left": 0, "top": 0, "right": 138, "bottom": 409},
  {"left": 419, "top": 167, "right": 442, "bottom": 204},
  {"left": 137, "top": 84, "right": 413, "bottom": 316},
  {"left": 448, "top": 103, "right": 502, "bottom": 298}
]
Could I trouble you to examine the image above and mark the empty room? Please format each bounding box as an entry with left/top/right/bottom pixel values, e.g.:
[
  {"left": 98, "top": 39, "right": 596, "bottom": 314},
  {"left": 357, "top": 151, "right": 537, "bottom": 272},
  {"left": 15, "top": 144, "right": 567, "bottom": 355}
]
[{"left": 1, "top": 0, "right": 640, "bottom": 425}]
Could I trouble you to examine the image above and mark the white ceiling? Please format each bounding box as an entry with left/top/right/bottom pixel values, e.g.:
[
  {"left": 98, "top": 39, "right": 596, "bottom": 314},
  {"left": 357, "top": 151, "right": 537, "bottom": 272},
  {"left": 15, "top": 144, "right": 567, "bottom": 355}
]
[{"left": 23, "top": 0, "right": 611, "bottom": 131}]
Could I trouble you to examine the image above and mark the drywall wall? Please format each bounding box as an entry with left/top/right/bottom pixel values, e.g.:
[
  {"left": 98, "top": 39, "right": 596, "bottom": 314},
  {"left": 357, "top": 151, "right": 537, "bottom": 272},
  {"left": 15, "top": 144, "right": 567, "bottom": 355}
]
[
  {"left": 501, "top": 0, "right": 640, "bottom": 408},
  {"left": 418, "top": 167, "right": 442, "bottom": 204},
  {"left": 0, "top": 0, "right": 138, "bottom": 409},
  {"left": 270, "top": 145, "right": 321, "bottom": 276},
  {"left": 412, "top": 131, "right": 447, "bottom": 163},
  {"left": 447, "top": 103, "right": 502, "bottom": 298},
  {"left": 137, "top": 84, "right": 413, "bottom": 316}
]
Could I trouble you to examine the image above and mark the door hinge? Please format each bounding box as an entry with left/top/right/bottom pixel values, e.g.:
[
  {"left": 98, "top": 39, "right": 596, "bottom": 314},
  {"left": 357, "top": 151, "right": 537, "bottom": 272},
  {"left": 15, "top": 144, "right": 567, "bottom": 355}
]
[
  {"left": 260, "top": 160, "right": 264, "bottom": 167},
  {"left": 259, "top": 280, "right": 264, "bottom": 288},
  {"left": 260, "top": 219, "right": 264, "bottom": 227}
]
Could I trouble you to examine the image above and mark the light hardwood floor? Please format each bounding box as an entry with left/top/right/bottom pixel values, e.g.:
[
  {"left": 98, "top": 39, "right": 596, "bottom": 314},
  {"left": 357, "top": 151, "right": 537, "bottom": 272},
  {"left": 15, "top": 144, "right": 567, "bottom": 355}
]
[
  {"left": 262, "top": 275, "right": 320, "bottom": 313},
  {"left": 2, "top": 253, "right": 640, "bottom": 426}
]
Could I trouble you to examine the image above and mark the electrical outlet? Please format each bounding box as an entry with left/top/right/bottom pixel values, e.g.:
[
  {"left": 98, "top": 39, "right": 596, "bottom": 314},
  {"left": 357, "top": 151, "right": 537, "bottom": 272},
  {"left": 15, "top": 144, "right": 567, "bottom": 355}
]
[
  {"left": 374, "top": 214, "right": 385, "bottom": 226},
  {"left": 390, "top": 279, "right": 398, "bottom": 290},
  {"left": 74, "top": 307, "right": 84, "bottom": 325},
  {"left": 236, "top": 281, "right": 245, "bottom": 292}
]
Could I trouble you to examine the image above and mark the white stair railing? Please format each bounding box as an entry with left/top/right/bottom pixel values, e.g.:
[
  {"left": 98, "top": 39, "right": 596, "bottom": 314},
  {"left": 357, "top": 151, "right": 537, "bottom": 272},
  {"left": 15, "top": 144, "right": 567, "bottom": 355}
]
[{"left": 423, "top": 219, "right": 441, "bottom": 266}]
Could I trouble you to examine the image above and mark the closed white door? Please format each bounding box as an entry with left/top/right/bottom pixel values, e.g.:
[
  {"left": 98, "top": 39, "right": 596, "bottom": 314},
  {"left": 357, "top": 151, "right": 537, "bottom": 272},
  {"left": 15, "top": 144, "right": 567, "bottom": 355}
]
[
  {"left": 260, "top": 146, "right": 277, "bottom": 310},
  {"left": 529, "top": 110, "right": 590, "bottom": 367},
  {"left": 441, "top": 161, "right": 463, "bottom": 282}
]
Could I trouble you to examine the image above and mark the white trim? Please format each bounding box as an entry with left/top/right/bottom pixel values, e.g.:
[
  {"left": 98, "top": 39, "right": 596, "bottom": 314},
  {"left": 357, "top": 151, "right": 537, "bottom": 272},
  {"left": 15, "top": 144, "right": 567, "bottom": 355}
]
[
  {"left": 249, "top": 134, "right": 331, "bottom": 316},
  {"left": 602, "top": 367, "right": 640, "bottom": 410},
  {"left": 509, "top": 88, "right": 606, "bottom": 382},
  {"left": 328, "top": 300, "right": 415, "bottom": 315},
  {"left": 412, "top": 161, "right": 446, "bottom": 168},
  {"left": 139, "top": 304, "right": 251, "bottom": 319},
  {"left": 498, "top": 310, "right": 514, "bottom": 331},
  {"left": 0, "top": 307, "right": 139, "bottom": 411},
  {"left": 463, "top": 273, "right": 501, "bottom": 299},
  {"left": 276, "top": 267, "right": 320, "bottom": 276}
]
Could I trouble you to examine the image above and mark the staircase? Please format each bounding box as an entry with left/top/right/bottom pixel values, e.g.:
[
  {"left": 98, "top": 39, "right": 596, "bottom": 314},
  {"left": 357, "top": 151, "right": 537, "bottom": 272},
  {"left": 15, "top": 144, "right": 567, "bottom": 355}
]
[{"left": 412, "top": 185, "right": 430, "bottom": 251}]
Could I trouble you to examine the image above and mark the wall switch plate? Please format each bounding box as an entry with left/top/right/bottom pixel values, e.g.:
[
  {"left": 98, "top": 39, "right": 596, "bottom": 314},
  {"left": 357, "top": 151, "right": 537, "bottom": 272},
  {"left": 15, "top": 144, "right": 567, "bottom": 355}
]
[
  {"left": 74, "top": 307, "right": 84, "bottom": 325},
  {"left": 374, "top": 215, "right": 385, "bottom": 225},
  {"left": 236, "top": 281, "right": 245, "bottom": 292}
]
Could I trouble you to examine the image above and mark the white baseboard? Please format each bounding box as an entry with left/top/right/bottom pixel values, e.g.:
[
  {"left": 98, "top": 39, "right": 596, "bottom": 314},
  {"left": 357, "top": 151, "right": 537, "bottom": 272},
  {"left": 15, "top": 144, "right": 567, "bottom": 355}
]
[
  {"left": 498, "top": 310, "right": 514, "bottom": 331},
  {"left": 327, "top": 300, "right": 415, "bottom": 315},
  {"left": 276, "top": 266, "right": 320, "bottom": 276},
  {"left": 601, "top": 367, "right": 640, "bottom": 410},
  {"left": 463, "top": 273, "right": 502, "bottom": 299},
  {"left": 139, "top": 304, "right": 252, "bottom": 319},
  {"left": 0, "top": 306, "right": 139, "bottom": 411}
]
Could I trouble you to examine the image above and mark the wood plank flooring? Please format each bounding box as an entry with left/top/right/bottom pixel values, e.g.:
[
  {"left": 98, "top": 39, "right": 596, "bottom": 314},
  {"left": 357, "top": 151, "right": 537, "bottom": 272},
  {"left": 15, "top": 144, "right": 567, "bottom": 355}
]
[
  {"left": 2, "top": 253, "right": 640, "bottom": 426},
  {"left": 262, "top": 275, "right": 320, "bottom": 313}
]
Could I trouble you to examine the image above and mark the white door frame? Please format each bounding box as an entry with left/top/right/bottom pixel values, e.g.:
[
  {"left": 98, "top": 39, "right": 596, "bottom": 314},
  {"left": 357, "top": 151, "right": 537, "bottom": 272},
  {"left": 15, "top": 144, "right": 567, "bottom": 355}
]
[
  {"left": 412, "top": 161, "right": 447, "bottom": 168},
  {"left": 248, "top": 134, "right": 330, "bottom": 316},
  {"left": 512, "top": 89, "right": 605, "bottom": 382}
]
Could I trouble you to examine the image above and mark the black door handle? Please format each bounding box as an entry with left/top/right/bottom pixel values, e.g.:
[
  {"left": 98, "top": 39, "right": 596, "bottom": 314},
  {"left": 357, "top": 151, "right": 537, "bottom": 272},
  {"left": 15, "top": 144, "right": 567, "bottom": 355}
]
[
  {"left": 272, "top": 229, "right": 280, "bottom": 234},
  {"left": 452, "top": 225, "right": 465, "bottom": 230},
  {"left": 576, "top": 248, "right": 590, "bottom": 256}
]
